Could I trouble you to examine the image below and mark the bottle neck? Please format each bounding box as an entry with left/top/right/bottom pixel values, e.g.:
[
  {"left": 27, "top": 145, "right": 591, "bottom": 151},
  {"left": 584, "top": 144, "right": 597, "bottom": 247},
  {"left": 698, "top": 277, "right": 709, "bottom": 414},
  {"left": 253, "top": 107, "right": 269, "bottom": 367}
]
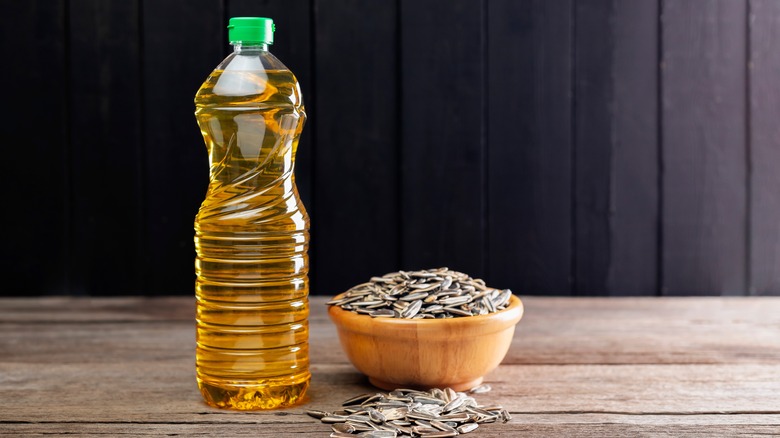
[{"left": 232, "top": 42, "right": 269, "bottom": 53}]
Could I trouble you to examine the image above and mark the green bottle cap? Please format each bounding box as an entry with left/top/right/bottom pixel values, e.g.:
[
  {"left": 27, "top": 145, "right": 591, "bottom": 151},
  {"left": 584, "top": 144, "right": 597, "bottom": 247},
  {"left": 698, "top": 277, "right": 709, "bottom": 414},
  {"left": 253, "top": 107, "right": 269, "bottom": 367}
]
[{"left": 227, "top": 17, "right": 274, "bottom": 45}]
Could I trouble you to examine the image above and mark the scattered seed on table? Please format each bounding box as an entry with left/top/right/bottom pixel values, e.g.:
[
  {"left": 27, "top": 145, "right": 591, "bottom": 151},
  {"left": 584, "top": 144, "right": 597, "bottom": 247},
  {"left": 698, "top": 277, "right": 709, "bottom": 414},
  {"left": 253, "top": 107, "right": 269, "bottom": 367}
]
[
  {"left": 468, "top": 384, "right": 492, "bottom": 394},
  {"left": 309, "top": 386, "right": 510, "bottom": 436},
  {"left": 307, "top": 409, "right": 329, "bottom": 419},
  {"left": 458, "top": 423, "right": 479, "bottom": 433}
]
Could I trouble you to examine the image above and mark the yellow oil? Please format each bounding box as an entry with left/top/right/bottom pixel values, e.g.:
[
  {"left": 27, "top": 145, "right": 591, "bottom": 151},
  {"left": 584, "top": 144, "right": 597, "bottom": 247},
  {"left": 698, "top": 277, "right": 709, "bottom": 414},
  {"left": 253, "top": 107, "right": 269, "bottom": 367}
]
[{"left": 194, "top": 65, "right": 309, "bottom": 410}]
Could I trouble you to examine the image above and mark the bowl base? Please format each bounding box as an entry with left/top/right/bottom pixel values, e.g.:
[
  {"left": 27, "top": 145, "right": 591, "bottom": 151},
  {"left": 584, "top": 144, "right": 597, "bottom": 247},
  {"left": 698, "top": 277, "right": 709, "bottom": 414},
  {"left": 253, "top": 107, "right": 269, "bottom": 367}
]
[{"left": 368, "top": 376, "right": 484, "bottom": 392}]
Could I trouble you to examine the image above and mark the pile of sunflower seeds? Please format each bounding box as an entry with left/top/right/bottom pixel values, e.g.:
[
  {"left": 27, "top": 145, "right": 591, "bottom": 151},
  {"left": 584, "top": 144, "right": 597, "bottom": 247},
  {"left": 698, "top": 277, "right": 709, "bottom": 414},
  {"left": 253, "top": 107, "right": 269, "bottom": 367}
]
[
  {"left": 327, "top": 268, "right": 513, "bottom": 319},
  {"left": 307, "top": 385, "right": 510, "bottom": 437}
]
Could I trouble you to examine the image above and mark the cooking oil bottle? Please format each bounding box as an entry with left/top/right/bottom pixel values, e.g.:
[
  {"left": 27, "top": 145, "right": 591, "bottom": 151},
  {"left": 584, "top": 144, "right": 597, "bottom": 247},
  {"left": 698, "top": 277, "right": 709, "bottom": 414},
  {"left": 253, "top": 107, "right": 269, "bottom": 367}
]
[{"left": 193, "top": 17, "right": 309, "bottom": 410}]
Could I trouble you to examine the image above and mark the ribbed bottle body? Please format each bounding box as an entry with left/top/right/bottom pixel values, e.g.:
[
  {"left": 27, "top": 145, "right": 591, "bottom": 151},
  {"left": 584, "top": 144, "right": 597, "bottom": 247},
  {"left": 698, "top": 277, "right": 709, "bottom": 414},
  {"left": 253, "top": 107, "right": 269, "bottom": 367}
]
[{"left": 194, "top": 59, "right": 309, "bottom": 410}]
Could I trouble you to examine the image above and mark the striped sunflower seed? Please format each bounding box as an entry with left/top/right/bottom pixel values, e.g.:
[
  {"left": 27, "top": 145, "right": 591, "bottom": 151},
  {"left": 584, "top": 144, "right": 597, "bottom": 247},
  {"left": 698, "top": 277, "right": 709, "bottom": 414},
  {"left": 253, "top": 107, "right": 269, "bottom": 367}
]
[
  {"left": 312, "top": 386, "right": 507, "bottom": 436},
  {"left": 327, "top": 268, "right": 514, "bottom": 319}
]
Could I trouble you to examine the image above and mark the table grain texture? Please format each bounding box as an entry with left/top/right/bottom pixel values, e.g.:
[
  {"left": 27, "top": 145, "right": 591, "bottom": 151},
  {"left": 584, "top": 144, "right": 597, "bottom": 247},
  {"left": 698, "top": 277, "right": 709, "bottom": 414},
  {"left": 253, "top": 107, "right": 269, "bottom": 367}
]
[{"left": 1, "top": 296, "right": 779, "bottom": 437}]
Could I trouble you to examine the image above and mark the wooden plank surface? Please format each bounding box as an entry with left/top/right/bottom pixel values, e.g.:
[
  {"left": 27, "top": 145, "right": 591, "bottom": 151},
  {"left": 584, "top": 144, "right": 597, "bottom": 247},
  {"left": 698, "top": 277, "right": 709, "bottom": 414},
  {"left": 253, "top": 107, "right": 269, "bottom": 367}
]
[
  {"left": 2, "top": 359, "right": 779, "bottom": 418},
  {"left": 660, "top": 0, "right": 748, "bottom": 295},
  {"left": 3, "top": 297, "right": 779, "bottom": 365},
  {"left": 749, "top": 0, "right": 780, "bottom": 295},
  {"left": 2, "top": 296, "right": 780, "bottom": 436},
  {"left": 487, "top": 0, "right": 573, "bottom": 296},
  {"left": 2, "top": 420, "right": 778, "bottom": 437}
]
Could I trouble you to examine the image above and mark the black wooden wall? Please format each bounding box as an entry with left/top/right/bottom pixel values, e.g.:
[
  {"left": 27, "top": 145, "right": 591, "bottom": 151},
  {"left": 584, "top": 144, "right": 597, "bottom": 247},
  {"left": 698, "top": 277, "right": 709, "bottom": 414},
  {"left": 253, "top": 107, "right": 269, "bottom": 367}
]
[{"left": 3, "top": 0, "right": 779, "bottom": 297}]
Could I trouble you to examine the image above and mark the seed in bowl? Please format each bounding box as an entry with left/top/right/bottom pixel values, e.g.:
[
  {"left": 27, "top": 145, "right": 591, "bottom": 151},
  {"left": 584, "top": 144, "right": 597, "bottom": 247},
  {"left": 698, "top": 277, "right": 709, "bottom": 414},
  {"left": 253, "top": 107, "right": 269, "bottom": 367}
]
[{"left": 327, "top": 267, "right": 513, "bottom": 319}]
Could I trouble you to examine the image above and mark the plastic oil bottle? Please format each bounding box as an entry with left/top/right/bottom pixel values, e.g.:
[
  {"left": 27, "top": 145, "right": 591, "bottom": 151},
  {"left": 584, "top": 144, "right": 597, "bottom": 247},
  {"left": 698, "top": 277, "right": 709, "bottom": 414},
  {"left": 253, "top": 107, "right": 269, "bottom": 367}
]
[{"left": 193, "top": 17, "right": 309, "bottom": 410}]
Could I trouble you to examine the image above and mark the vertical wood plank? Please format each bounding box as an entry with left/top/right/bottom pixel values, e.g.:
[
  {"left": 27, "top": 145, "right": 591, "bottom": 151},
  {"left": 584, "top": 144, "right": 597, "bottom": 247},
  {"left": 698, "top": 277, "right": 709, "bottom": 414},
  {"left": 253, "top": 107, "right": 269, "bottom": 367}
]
[
  {"left": 142, "top": 0, "right": 223, "bottom": 293},
  {"left": 0, "top": 1, "right": 69, "bottom": 294},
  {"left": 609, "top": 0, "right": 659, "bottom": 294},
  {"left": 487, "top": 0, "right": 573, "bottom": 295},
  {"left": 661, "top": 0, "right": 747, "bottom": 295},
  {"left": 70, "top": 0, "right": 143, "bottom": 295},
  {"left": 401, "top": 0, "right": 485, "bottom": 278},
  {"left": 573, "top": 0, "right": 659, "bottom": 296},
  {"left": 228, "top": 0, "right": 313, "bottom": 214},
  {"left": 749, "top": 0, "right": 780, "bottom": 295},
  {"left": 314, "top": 0, "right": 399, "bottom": 294},
  {"left": 574, "top": 0, "right": 613, "bottom": 294}
]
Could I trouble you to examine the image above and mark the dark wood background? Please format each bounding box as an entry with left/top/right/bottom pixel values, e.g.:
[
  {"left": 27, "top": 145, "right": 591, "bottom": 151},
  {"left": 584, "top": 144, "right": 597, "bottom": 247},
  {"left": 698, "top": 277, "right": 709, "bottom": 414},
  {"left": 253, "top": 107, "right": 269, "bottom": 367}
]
[{"left": 3, "top": 0, "right": 779, "bottom": 297}]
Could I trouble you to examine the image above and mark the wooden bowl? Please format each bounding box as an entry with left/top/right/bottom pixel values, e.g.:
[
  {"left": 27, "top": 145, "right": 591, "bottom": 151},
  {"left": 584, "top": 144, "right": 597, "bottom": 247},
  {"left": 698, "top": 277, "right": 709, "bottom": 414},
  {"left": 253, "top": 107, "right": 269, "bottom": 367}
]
[{"left": 327, "top": 294, "right": 524, "bottom": 391}]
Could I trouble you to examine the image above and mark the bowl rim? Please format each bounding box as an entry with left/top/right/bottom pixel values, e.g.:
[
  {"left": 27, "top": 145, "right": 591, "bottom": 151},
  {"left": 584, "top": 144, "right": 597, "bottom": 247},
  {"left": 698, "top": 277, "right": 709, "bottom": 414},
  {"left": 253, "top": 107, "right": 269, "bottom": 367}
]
[{"left": 327, "top": 293, "right": 524, "bottom": 336}]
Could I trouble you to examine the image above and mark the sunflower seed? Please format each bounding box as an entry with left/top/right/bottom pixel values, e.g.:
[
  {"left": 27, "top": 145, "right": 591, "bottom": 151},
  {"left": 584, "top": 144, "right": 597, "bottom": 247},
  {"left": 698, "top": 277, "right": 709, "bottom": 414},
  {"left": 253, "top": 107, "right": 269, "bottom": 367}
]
[
  {"left": 457, "top": 423, "right": 479, "bottom": 433},
  {"left": 439, "top": 412, "right": 470, "bottom": 422},
  {"left": 327, "top": 268, "right": 514, "bottom": 319},
  {"left": 313, "top": 386, "right": 505, "bottom": 436},
  {"left": 443, "top": 396, "right": 465, "bottom": 413},
  {"left": 422, "top": 304, "right": 444, "bottom": 313},
  {"left": 351, "top": 300, "right": 385, "bottom": 307},
  {"left": 420, "top": 431, "right": 457, "bottom": 438},
  {"left": 343, "top": 393, "right": 372, "bottom": 406},
  {"left": 411, "top": 426, "right": 438, "bottom": 435},
  {"left": 362, "top": 393, "right": 386, "bottom": 405},
  {"left": 381, "top": 407, "right": 409, "bottom": 421},
  {"left": 367, "top": 408, "right": 386, "bottom": 424},
  {"left": 469, "top": 384, "right": 492, "bottom": 394},
  {"left": 430, "top": 419, "right": 456, "bottom": 432},
  {"left": 439, "top": 296, "right": 472, "bottom": 306},
  {"left": 399, "top": 292, "right": 429, "bottom": 301},
  {"left": 407, "top": 411, "right": 436, "bottom": 421},
  {"left": 357, "top": 431, "right": 396, "bottom": 438},
  {"left": 443, "top": 306, "right": 473, "bottom": 317},
  {"left": 493, "top": 289, "right": 512, "bottom": 308},
  {"left": 414, "top": 395, "right": 446, "bottom": 405},
  {"left": 332, "top": 423, "right": 356, "bottom": 434},
  {"left": 482, "top": 296, "right": 496, "bottom": 313},
  {"left": 392, "top": 424, "right": 413, "bottom": 435},
  {"left": 327, "top": 295, "right": 362, "bottom": 306},
  {"left": 443, "top": 388, "right": 457, "bottom": 403},
  {"left": 376, "top": 400, "right": 409, "bottom": 408},
  {"left": 369, "top": 309, "right": 396, "bottom": 318},
  {"left": 408, "top": 283, "right": 437, "bottom": 290},
  {"left": 306, "top": 409, "right": 329, "bottom": 419},
  {"left": 401, "top": 300, "right": 423, "bottom": 319},
  {"left": 348, "top": 421, "right": 375, "bottom": 431}
]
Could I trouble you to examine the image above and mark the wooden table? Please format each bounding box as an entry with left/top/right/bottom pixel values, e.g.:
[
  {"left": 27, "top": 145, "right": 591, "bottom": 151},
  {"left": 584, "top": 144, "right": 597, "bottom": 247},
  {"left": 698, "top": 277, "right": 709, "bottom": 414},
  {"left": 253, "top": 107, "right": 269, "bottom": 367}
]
[{"left": 1, "top": 296, "right": 779, "bottom": 436}]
